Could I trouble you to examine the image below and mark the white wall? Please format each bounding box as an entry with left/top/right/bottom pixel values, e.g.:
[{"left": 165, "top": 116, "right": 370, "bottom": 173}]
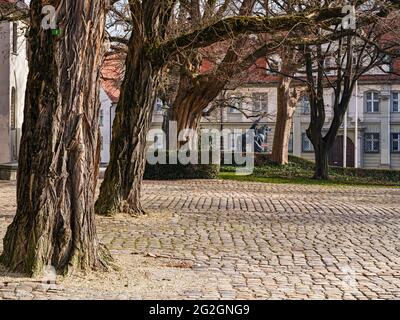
[
  {"left": 0, "top": 21, "right": 28, "bottom": 164},
  {"left": 0, "top": 22, "right": 11, "bottom": 163},
  {"left": 98, "top": 79, "right": 400, "bottom": 169},
  {"left": 10, "top": 21, "right": 28, "bottom": 161},
  {"left": 99, "top": 88, "right": 114, "bottom": 164}
]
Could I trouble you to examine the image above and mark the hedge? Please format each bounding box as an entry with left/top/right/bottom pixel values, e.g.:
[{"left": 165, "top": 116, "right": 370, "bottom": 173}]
[{"left": 144, "top": 150, "right": 220, "bottom": 180}]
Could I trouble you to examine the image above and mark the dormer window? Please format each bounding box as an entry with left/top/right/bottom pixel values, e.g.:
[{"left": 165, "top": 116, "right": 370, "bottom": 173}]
[{"left": 266, "top": 55, "right": 281, "bottom": 75}]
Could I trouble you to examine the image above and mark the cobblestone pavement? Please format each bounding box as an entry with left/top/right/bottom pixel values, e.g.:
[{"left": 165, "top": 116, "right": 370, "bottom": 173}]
[{"left": 1, "top": 180, "right": 400, "bottom": 300}]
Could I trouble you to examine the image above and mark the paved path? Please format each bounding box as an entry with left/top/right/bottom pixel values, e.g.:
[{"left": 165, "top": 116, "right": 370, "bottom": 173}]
[{"left": 1, "top": 180, "right": 400, "bottom": 299}]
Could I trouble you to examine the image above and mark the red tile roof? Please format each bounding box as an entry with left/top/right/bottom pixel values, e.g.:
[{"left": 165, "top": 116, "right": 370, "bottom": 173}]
[{"left": 100, "top": 55, "right": 124, "bottom": 103}]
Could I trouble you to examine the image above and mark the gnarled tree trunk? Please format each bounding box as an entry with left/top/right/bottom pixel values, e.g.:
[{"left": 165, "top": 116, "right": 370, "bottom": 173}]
[
  {"left": 1, "top": 0, "right": 110, "bottom": 277},
  {"left": 95, "top": 41, "right": 161, "bottom": 216},
  {"left": 271, "top": 76, "right": 297, "bottom": 165},
  {"left": 309, "top": 133, "right": 330, "bottom": 180},
  {"left": 270, "top": 47, "right": 300, "bottom": 165},
  {"left": 170, "top": 72, "right": 223, "bottom": 146},
  {"left": 167, "top": 0, "right": 258, "bottom": 147},
  {"left": 96, "top": 1, "right": 348, "bottom": 216}
]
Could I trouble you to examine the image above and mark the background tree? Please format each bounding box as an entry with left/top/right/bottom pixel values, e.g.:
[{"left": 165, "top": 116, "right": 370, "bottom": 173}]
[
  {"left": 1, "top": 0, "right": 111, "bottom": 276},
  {"left": 270, "top": 47, "right": 303, "bottom": 164},
  {"left": 302, "top": 7, "right": 400, "bottom": 179},
  {"left": 95, "top": 0, "right": 353, "bottom": 216},
  {"left": 0, "top": 0, "right": 28, "bottom": 22}
]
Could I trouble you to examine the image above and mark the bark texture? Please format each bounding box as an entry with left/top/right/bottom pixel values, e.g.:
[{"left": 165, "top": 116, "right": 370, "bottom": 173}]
[
  {"left": 95, "top": 46, "right": 160, "bottom": 216},
  {"left": 95, "top": 2, "right": 164, "bottom": 216},
  {"left": 270, "top": 76, "right": 298, "bottom": 165},
  {"left": 1, "top": 0, "right": 110, "bottom": 276},
  {"left": 96, "top": 1, "right": 351, "bottom": 215},
  {"left": 169, "top": 0, "right": 259, "bottom": 143},
  {"left": 313, "top": 143, "right": 329, "bottom": 180},
  {"left": 270, "top": 47, "right": 301, "bottom": 165},
  {"left": 304, "top": 38, "right": 355, "bottom": 180},
  {"left": 170, "top": 71, "right": 226, "bottom": 144}
]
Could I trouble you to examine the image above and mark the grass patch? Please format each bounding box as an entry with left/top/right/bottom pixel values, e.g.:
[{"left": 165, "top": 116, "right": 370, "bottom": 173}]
[{"left": 220, "top": 155, "right": 400, "bottom": 187}]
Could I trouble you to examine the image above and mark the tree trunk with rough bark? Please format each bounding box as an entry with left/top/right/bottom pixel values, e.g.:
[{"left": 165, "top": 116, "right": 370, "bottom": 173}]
[
  {"left": 170, "top": 72, "right": 223, "bottom": 145},
  {"left": 1, "top": 0, "right": 110, "bottom": 276},
  {"left": 271, "top": 76, "right": 297, "bottom": 165},
  {"left": 95, "top": 41, "right": 161, "bottom": 216},
  {"left": 96, "top": 2, "right": 349, "bottom": 216},
  {"left": 313, "top": 142, "right": 329, "bottom": 180}
]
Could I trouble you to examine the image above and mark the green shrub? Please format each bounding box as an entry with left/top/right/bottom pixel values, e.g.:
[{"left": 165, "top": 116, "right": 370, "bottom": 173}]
[{"left": 144, "top": 151, "right": 220, "bottom": 180}]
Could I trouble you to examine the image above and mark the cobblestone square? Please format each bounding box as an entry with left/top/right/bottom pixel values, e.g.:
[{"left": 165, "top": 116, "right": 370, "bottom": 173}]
[{"left": 1, "top": 180, "right": 399, "bottom": 299}]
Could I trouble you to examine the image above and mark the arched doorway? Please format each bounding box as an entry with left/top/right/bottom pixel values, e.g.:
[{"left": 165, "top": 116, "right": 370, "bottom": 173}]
[{"left": 328, "top": 136, "right": 355, "bottom": 167}]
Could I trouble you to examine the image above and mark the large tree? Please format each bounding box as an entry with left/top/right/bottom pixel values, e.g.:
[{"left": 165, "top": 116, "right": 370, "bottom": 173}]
[
  {"left": 270, "top": 47, "right": 302, "bottom": 164},
  {"left": 95, "top": 1, "right": 350, "bottom": 216},
  {"left": 303, "top": 9, "right": 400, "bottom": 179},
  {"left": 1, "top": 0, "right": 111, "bottom": 276}
]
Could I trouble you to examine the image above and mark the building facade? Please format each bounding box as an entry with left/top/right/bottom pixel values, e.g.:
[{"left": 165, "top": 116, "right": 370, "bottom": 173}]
[
  {"left": 0, "top": 4, "right": 397, "bottom": 171},
  {"left": 99, "top": 75, "right": 400, "bottom": 170}
]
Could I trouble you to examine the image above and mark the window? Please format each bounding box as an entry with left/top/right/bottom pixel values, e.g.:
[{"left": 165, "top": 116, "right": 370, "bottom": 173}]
[
  {"left": 299, "top": 95, "right": 310, "bottom": 114},
  {"left": 266, "top": 55, "right": 281, "bottom": 74},
  {"left": 302, "top": 133, "right": 314, "bottom": 152},
  {"left": 12, "top": 22, "right": 18, "bottom": 54},
  {"left": 10, "top": 87, "right": 16, "bottom": 130},
  {"left": 324, "top": 56, "right": 335, "bottom": 74},
  {"left": 392, "top": 133, "right": 400, "bottom": 153},
  {"left": 228, "top": 132, "right": 243, "bottom": 151},
  {"left": 99, "top": 109, "right": 104, "bottom": 127},
  {"left": 364, "top": 133, "right": 380, "bottom": 153},
  {"left": 154, "top": 98, "right": 163, "bottom": 113},
  {"left": 365, "top": 92, "right": 380, "bottom": 113},
  {"left": 228, "top": 97, "right": 242, "bottom": 114},
  {"left": 288, "top": 132, "right": 293, "bottom": 153},
  {"left": 392, "top": 92, "right": 399, "bottom": 113},
  {"left": 153, "top": 133, "right": 164, "bottom": 150},
  {"left": 252, "top": 93, "right": 268, "bottom": 112}
]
